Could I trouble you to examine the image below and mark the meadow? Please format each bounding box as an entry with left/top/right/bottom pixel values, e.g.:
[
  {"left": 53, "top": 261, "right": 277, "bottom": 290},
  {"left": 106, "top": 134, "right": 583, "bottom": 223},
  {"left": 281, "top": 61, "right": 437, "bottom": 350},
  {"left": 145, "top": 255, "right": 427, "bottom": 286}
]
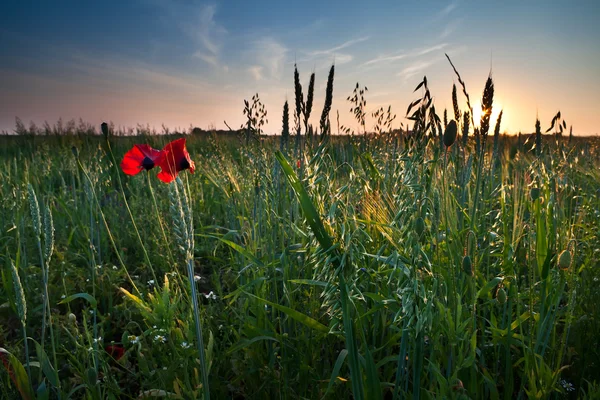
[{"left": 1, "top": 62, "right": 600, "bottom": 399}]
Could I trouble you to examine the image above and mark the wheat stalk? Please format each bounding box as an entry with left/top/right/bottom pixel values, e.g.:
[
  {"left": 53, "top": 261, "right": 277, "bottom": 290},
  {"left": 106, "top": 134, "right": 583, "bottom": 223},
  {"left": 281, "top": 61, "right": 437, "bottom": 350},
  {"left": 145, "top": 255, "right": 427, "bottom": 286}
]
[{"left": 320, "top": 64, "right": 335, "bottom": 138}]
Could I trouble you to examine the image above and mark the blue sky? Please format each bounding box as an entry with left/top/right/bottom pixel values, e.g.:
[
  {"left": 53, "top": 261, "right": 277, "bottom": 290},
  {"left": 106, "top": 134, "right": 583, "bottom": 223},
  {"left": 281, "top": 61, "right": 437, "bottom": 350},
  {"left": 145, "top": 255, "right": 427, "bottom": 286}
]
[{"left": 1, "top": 0, "right": 599, "bottom": 134}]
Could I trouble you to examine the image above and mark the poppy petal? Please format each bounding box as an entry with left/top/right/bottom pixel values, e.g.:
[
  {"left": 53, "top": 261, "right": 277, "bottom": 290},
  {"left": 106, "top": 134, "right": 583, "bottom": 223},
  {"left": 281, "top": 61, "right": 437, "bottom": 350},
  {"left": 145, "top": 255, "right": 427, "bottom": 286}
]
[
  {"left": 136, "top": 144, "right": 166, "bottom": 165},
  {"left": 157, "top": 168, "right": 177, "bottom": 183},
  {"left": 157, "top": 138, "right": 194, "bottom": 183},
  {"left": 121, "top": 146, "right": 146, "bottom": 175}
]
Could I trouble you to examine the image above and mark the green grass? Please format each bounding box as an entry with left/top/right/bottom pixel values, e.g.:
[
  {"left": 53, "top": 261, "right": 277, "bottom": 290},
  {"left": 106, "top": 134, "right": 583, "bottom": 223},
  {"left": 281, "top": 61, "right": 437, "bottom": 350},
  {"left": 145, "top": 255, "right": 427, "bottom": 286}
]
[{"left": 1, "top": 75, "right": 600, "bottom": 400}]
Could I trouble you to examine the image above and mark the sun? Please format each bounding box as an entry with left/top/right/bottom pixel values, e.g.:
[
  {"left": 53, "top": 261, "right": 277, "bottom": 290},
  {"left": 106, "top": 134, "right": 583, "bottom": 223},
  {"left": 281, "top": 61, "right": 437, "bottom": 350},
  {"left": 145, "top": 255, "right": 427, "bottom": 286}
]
[{"left": 470, "top": 101, "right": 505, "bottom": 133}]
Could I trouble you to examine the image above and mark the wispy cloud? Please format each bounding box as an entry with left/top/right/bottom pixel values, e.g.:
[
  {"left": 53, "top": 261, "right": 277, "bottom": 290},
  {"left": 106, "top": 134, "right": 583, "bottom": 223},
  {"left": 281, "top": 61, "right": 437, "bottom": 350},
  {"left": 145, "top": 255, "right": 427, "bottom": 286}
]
[
  {"left": 415, "top": 43, "right": 448, "bottom": 56},
  {"left": 441, "top": 1, "right": 458, "bottom": 16},
  {"left": 363, "top": 52, "right": 408, "bottom": 66},
  {"left": 249, "top": 66, "right": 264, "bottom": 81},
  {"left": 296, "top": 36, "right": 369, "bottom": 70},
  {"left": 397, "top": 60, "right": 437, "bottom": 82},
  {"left": 427, "top": 0, "right": 459, "bottom": 25},
  {"left": 396, "top": 44, "right": 468, "bottom": 83},
  {"left": 183, "top": 4, "right": 227, "bottom": 68},
  {"left": 439, "top": 19, "right": 462, "bottom": 39},
  {"left": 246, "top": 37, "right": 288, "bottom": 81},
  {"left": 362, "top": 43, "right": 447, "bottom": 68},
  {"left": 308, "top": 36, "right": 370, "bottom": 57}
]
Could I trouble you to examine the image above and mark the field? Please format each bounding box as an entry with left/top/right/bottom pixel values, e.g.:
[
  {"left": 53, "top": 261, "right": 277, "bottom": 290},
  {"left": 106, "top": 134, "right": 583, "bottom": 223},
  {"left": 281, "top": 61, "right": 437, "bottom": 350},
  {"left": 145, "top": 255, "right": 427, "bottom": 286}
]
[{"left": 2, "top": 70, "right": 600, "bottom": 400}]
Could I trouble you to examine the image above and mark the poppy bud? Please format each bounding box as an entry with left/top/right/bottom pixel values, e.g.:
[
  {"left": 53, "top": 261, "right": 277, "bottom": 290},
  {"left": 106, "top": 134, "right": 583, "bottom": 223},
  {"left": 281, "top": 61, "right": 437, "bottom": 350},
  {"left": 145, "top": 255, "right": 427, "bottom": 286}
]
[
  {"left": 414, "top": 217, "right": 425, "bottom": 237},
  {"left": 462, "top": 255, "right": 473, "bottom": 276},
  {"left": 451, "top": 379, "right": 464, "bottom": 391},
  {"left": 558, "top": 250, "right": 571, "bottom": 270},
  {"left": 68, "top": 313, "right": 77, "bottom": 324},
  {"left": 443, "top": 120, "right": 458, "bottom": 147},
  {"left": 101, "top": 122, "right": 109, "bottom": 139},
  {"left": 497, "top": 287, "right": 507, "bottom": 304},
  {"left": 530, "top": 187, "right": 540, "bottom": 201}
]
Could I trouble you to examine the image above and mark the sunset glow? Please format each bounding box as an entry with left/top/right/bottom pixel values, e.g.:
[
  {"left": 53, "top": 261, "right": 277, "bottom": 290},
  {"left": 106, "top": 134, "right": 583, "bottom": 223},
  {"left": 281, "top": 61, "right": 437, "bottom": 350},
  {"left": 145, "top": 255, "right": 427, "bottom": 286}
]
[{"left": 1, "top": 1, "right": 599, "bottom": 135}]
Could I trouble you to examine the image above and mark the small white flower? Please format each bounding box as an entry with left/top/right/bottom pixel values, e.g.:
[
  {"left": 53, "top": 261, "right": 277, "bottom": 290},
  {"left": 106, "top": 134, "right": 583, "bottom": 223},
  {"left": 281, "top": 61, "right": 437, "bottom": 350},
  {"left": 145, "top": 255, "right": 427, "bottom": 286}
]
[
  {"left": 97, "top": 265, "right": 102, "bottom": 269},
  {"left": 86, "top": 278, "right": 90, "bottom": 282},
  {"left": 154, "top": 335, "right": 167, "bottom": 343},
  {"left": 61, "top": 294, "right": 66, "bottom": 299},
  {"left": 194, "top": 275, "right": 202, "bottom": 282},
  {"left": 129, "top": 335, "right": 140, "bottom": 345},
  {"left": 203, "top": 291, "right": 217, "bottom": 300},
  {"left": 163, "top": 367, "right": 167, "bottom": 370},
  {"left": 112, "top": 266, "right": 118, "bottom": 270},
  {"left": 181, "top": 342, "right": 191, "bottom": 349},
  {"left": 93, "top": 337, "right": 102, "bottom": 343},
  {"left": 88, "top": 347, "right": 93, "bottom": 352},
  {"left": 89, "top": 309, "right": 94, "bottom": 314},
  {"left": 148, "top": 279, "right": 155, "bottom": 286},
  {"left": 560, "top": 379, "right": 575, "bottom": 392},
  {"left": 153, "top": 325, "right": 157, "bottom": 329}
]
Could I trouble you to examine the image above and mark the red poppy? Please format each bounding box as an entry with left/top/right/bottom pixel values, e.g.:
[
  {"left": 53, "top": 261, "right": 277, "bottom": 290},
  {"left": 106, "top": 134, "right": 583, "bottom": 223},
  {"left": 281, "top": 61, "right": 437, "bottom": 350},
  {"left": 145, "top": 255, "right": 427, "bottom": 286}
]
[
  {"left": 120, "top": 144, "right": 166, "bottom": 176},
  {"left": 105, "top": 345, "right": 125, "bottom": 360},
  {"left": 157, "top": 138, "right": 195, "bottom": 183}
]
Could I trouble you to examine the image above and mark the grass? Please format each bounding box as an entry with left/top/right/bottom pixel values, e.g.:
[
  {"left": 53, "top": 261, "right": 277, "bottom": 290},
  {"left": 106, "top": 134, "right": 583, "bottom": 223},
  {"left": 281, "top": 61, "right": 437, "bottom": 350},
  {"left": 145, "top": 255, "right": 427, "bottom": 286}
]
[{"left": 1, "top": 62, "right": 600, "bottom": 399}]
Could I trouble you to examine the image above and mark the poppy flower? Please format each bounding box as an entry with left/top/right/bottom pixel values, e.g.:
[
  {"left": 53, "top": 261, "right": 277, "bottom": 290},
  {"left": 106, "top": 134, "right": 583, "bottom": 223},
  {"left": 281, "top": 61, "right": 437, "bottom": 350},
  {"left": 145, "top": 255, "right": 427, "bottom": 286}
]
[
  {"left": 157, "top": 138, "right": 195, "bottom": 183},
  {"left": 120, "top": 144, "right": 165, "bottom": 176},
  {"left": 105, "top": 345, "right": 125, "bottom": 360}
]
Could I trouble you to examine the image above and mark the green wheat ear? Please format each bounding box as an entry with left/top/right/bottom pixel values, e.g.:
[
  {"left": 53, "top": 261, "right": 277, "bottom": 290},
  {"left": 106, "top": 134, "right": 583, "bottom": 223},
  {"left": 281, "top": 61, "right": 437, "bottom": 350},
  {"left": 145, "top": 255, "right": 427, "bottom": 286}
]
[
  {"left": 10, "top": 260, "right": 27, "bottom": 324},
  {"left": 27, "top": 184, "right": 41, "bottom": 237},
  {"left": 43, "top": 204, "right": 54, "bottom": 263}
]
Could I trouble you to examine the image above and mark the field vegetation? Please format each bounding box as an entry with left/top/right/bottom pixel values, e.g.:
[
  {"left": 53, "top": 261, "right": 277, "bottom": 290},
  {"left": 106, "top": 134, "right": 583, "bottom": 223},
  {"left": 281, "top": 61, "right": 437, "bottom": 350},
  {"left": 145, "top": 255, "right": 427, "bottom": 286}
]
[{"left": 1, "top": 58, "right": 600, "bottom": 399}]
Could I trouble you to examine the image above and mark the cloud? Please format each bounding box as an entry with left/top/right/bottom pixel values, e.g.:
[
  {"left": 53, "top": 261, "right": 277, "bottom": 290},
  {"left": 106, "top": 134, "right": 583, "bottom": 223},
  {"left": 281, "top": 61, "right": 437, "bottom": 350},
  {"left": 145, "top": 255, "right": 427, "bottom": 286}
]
[
  {"left": 397, "top": 60, "right": 437, "bottom": 82},
  {"left": 439, "top": 19, "right": 462, "bottom": 39},
  {"left": 65, "top": 52, "right": 216, "bottom": 96},
  {"left": 395, "top": 44, "right": 468, "bottom": 83},
  {"left": 363, "top": 52, "right": 408, "bottom": 66},
  {"left": 249, "top": 66, "right": 264, "bottom": 81},
  {"left": 193, "top": 51, "right": 219, "bottom": 67},
  {"left": 178, "top": 4, "right": 227, "bottom": 68},
  {"left": 308, "top": 36, "right": 370, "bottom": 57},
  {"left": 362, "top": 43, "right": 447, "bottom": 68},
  {"left": 295, "top": 36, "right": 368, "bottom": 71},
  {"left": 441, "top": 1, "right": 458, "bottom": 16},
  {"left": 196, "top": 5, "right": 225, "bottom": 55},
  {"left": 415, "top": 43, "right": 448, "bottom": 56},
  {"left": 246, "top": 37, "right": 288, "bottom": 81}
]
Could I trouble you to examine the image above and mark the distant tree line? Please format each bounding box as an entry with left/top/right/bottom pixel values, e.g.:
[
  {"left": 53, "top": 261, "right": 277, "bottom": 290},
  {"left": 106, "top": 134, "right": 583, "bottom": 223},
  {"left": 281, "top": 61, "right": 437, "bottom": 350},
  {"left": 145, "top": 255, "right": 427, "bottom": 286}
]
[{"left": 3, "top": 117, "right": 236, "bottom": 137}]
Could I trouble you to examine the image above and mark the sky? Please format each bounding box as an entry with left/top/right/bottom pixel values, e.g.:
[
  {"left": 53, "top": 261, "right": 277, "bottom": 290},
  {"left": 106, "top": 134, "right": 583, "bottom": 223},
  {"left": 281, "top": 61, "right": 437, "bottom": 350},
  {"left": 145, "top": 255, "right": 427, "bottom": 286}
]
[{"left": 1, "top": 0, "right": 599, "bottom": 135}]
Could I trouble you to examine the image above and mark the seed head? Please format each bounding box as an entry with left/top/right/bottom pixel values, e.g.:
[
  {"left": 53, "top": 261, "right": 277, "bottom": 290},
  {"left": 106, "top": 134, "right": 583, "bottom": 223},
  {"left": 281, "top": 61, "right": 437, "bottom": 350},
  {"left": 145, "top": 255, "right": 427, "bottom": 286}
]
[
  {"left": 530, "top": 187, "right": 540, "bottom": 201},
  {"left": 558, "top": 250, "right": 572, "bottom": 270},
  {"left": 10, "top": 260, "right": 27, "bottom": 324},
  {"left": 414, "top": 217, "right": 425, "bottom": 237},
  {"left": 101, "top": 122, "right": 109, "bottom": 139},
  {"left": 443, "top": 120, "right": 458, "bottom": 147},
  {"left": 497, "top": 287, "right": 507, "bottom": 304},
  {"left": 27, "top": 184, "right": 42, "bottom": 238}
]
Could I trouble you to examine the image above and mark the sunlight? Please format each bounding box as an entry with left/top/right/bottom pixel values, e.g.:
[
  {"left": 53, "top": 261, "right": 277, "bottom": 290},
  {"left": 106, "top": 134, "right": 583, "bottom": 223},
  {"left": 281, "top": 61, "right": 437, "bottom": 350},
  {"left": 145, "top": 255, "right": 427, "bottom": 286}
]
[{"left": 470, "top": 101, "right": 506, "bottom": 134}]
